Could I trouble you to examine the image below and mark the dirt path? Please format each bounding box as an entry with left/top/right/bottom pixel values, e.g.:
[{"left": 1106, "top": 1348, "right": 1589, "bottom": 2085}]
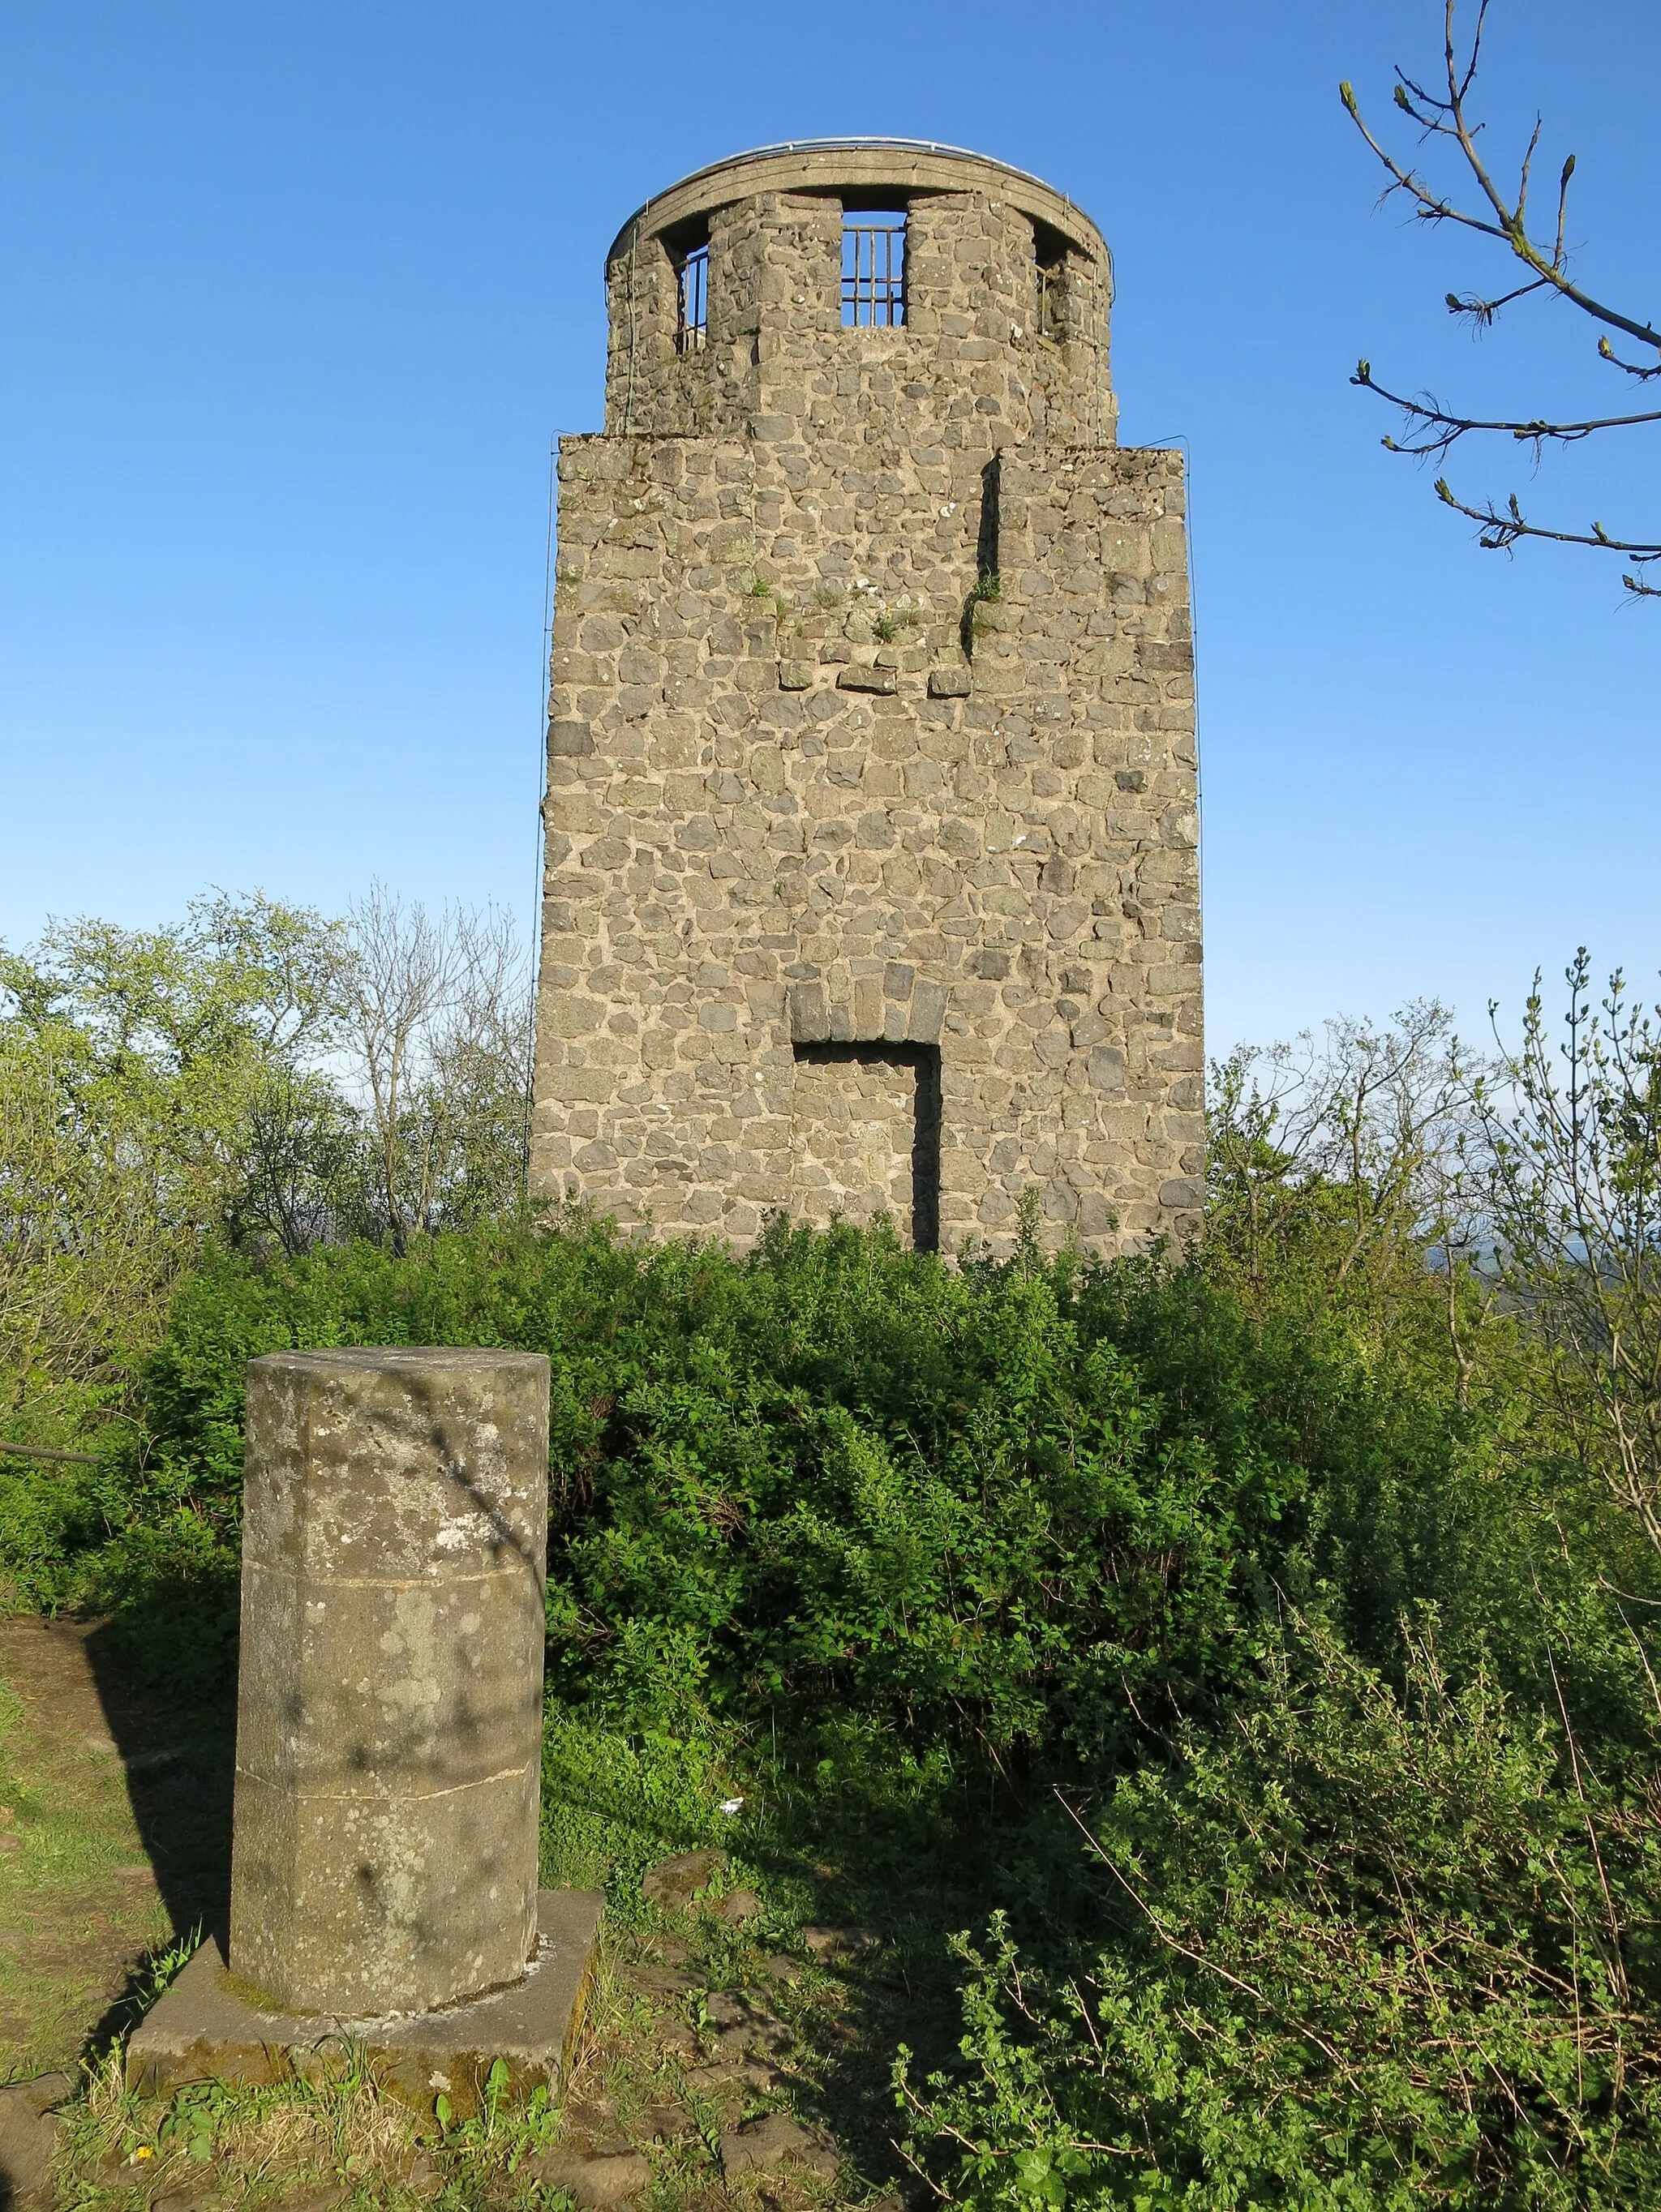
[{"left": 0, "top": 1618, "right": 234, "bottom": 2081}]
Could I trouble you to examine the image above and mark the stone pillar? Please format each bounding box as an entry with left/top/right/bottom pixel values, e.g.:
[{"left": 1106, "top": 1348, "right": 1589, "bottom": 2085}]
[{"left": 230, "top": 1347, "right": 551, "bottom": 2017}]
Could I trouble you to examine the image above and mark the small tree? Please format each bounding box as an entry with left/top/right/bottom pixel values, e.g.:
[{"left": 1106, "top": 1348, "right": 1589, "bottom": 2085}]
[
  {"left": 1207, "top": 1003, "right": 1493, "bottom": 1399},
  {"left": 1209, "top": 1002, "right": 1472, "bottom": 1280},
  {"left": 0, "top": 892, "right": 346, "bottom": 1422},
  {"left": 337, "top": 885, "right": 532, "bottom": 1254},
  {"left": 1480, "top": 954, "right": 1661, "bottom": 1554},
  {"left": 0, "top": 885, "right": 539, "bottom": 1440},
  {"left": 1342, "top": 1, "right": 1661, "bottom": 595}
]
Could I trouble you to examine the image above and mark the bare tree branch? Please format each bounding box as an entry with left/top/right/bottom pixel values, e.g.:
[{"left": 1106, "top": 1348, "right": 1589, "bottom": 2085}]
[
  {"left": 1342, "top": 2, "right": 1660, "bottom": 595},
  {"left": 337, "top": 887, "right": 533, "bottom": 1254},
  {"left": 1429, "top": 482, "right": 1661, "bottom": 597},
  {"left": 1351, "top": 362, "right": 1661, "bottom": 457}
]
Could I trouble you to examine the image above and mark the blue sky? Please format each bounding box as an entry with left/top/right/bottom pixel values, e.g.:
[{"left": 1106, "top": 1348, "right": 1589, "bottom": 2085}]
[{"left": 2, "top": 1, "right": 1655, "bottom": 1054}]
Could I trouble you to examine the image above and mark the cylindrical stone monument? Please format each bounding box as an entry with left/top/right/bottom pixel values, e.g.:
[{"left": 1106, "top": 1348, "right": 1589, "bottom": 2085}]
[{"left": 230, "top": 1347, "right": 551, "bottom": 2017}]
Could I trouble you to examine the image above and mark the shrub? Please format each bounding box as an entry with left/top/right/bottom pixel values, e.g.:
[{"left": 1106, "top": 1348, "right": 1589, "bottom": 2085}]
[
  {"left": 10, "top": 1206, "right": 1659, "bottom": 2201},
  {"left": 29, "top": 1217, "right": 1307, "bottom": 1754},
  {"left": 898, "top": 1615, "right": 1661, "bottom": 2210}
]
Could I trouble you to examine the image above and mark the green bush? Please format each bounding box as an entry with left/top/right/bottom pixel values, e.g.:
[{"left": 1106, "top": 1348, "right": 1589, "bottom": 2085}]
[
  {"left": 6, "top": 1204, "right": 1659, "bottom": 2202},
  {"left": 898, "top": 1615, "right": 1661, "bottom": 2210},
  {"left": 19, "top": 1210, "right": 1480, "bottom": 1751}
]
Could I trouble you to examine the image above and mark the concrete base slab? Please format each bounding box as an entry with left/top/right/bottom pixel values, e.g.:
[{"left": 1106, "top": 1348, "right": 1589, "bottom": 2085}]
[{"left": 127, "top": 1890, "right": 602, "bottom": 2116}]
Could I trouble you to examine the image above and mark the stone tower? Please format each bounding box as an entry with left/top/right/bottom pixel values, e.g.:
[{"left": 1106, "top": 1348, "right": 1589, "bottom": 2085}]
[{"left": 533, "top": 139, "right": 1201, "bottom": 1255}]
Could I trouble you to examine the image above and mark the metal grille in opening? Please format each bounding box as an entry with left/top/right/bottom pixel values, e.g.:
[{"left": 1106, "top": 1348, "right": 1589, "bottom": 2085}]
[
  {"left": 676, "top": 246, "right": 708, "bottom": 354},
  {"left": 1035, "top": 256, "right": 1067, "bottom": 341},
  {"left": 842, "top": 222, "right": 905, "bottom": 327}
]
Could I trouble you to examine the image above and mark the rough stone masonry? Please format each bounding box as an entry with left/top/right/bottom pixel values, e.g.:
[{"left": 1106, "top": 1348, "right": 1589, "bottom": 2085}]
[{"left": 532, "top": 140, "right": 1201, "bottom": 1254}]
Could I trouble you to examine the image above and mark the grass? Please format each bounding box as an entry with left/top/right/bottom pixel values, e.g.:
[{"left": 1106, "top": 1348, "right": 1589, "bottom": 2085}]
[
  {"left": 0, "top": 1635, "right": 174, "bottom": 2082},
  {"left": 43, "top": 1858, "right": 898, "bottom": 2212},
  {"left": 1, "top": 1648, "right": 925, "bottom": 2211},
  {"left": 58, "top": 2043, "right": 441, "bottom": 2207}
]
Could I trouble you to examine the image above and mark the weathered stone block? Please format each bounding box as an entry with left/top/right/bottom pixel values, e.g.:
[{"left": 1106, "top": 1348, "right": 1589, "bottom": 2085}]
[
  {"left": 1087, "top": 1045, "right": 1128, "bottom": 1094},
  {"left": 230, "top": 1348, "right": 551, "bottom": 2017},
  {"left": 0, "top": 2073, "right": 72, "bottom": 2206},
  {"left": 787, "top": 980, "right": 830, "bottom": 1041},
  {"left": 911, "top": 982, "right": 948, "bottom": 1042},
  {"left": 128, "top": 1890, "right": 601, "bottom": 2116}
]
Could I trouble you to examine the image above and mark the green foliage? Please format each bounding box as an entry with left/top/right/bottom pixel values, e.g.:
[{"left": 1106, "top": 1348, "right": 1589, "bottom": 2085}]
[
  {"left": 432, "top": 2056, "right": 565, "bottom": 2158},
  {"left": 159, "top": 2080, "right": 233, "bottom": 2165},
  {"left": 6, "top": 946, "right": 1661, "bottom": 2200},
  {"left": 898, "top": 1616, "right": 1661, "bottom": 2210},
  {"left": 1479, "top": 953, "right": 1661, "bottom": 1554},
  {"left": 878, "top": 998, "right": 1661, "bottom": 2209},
  {"left": 0, "top": 892, "right": 344, "bottom": 1443},
  {"left": 0, "top": 890, "right": 534, "bottom": 1475},
  {"left": 540, "top": 1663, "right": 737, "bottom": 1910},
  {"left": 49, "top": 1215, "right": 1354, "bottom": 1762}
]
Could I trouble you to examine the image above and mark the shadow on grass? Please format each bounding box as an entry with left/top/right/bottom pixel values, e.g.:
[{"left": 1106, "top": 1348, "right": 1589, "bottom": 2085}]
[
  {"left": 734, "top": 1758, "right": 1047, "bottom": 2191},
  {"left": 83, "top": 1605, "right": 237, "bottom": 1970}
]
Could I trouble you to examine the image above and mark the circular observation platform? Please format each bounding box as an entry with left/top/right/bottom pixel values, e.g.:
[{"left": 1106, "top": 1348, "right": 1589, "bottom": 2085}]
[{"left": 607, "top": 138, "right": 1108, "bottom": 268}]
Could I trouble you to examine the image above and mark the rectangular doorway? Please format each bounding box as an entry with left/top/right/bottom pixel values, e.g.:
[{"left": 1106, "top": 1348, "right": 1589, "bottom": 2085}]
[{"left": 790, "top": 1043, "right": 941, "bottom": 1252}]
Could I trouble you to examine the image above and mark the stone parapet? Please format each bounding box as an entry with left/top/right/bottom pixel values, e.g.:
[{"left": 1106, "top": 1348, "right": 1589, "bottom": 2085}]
[{"left": 604, "top": 146, "right": 1113, "bottom": 449}]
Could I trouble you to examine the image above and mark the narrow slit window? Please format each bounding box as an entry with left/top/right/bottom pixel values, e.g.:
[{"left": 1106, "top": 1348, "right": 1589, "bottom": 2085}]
[
  {"left": 676, "top": 245, "right": 708, "bottom": 354},
  {"left": 842, "top": 215, "right": 906, "bottom": 327}
]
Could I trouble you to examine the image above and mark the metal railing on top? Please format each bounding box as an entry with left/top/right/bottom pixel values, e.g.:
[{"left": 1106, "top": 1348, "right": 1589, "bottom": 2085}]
[
  {"left": 676, "top": 246, "right": 708, "bottom": 354},
  {"left": 842, "top": 224, "right": 905, "bottom": 326},
  {"left": 1036, "top": 258, "right": 1070, "bottom": 340}
]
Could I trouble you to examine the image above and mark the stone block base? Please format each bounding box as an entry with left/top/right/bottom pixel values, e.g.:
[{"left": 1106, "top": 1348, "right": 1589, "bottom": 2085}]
[{"left": 127, "top": 1891, "right": 602, "bottom": 2116}]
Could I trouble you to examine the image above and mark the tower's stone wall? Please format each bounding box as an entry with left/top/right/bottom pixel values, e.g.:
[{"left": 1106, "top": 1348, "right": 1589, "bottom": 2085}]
[{"left": 534, "top": 144, "right": 1200, "bottom": 1255}]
